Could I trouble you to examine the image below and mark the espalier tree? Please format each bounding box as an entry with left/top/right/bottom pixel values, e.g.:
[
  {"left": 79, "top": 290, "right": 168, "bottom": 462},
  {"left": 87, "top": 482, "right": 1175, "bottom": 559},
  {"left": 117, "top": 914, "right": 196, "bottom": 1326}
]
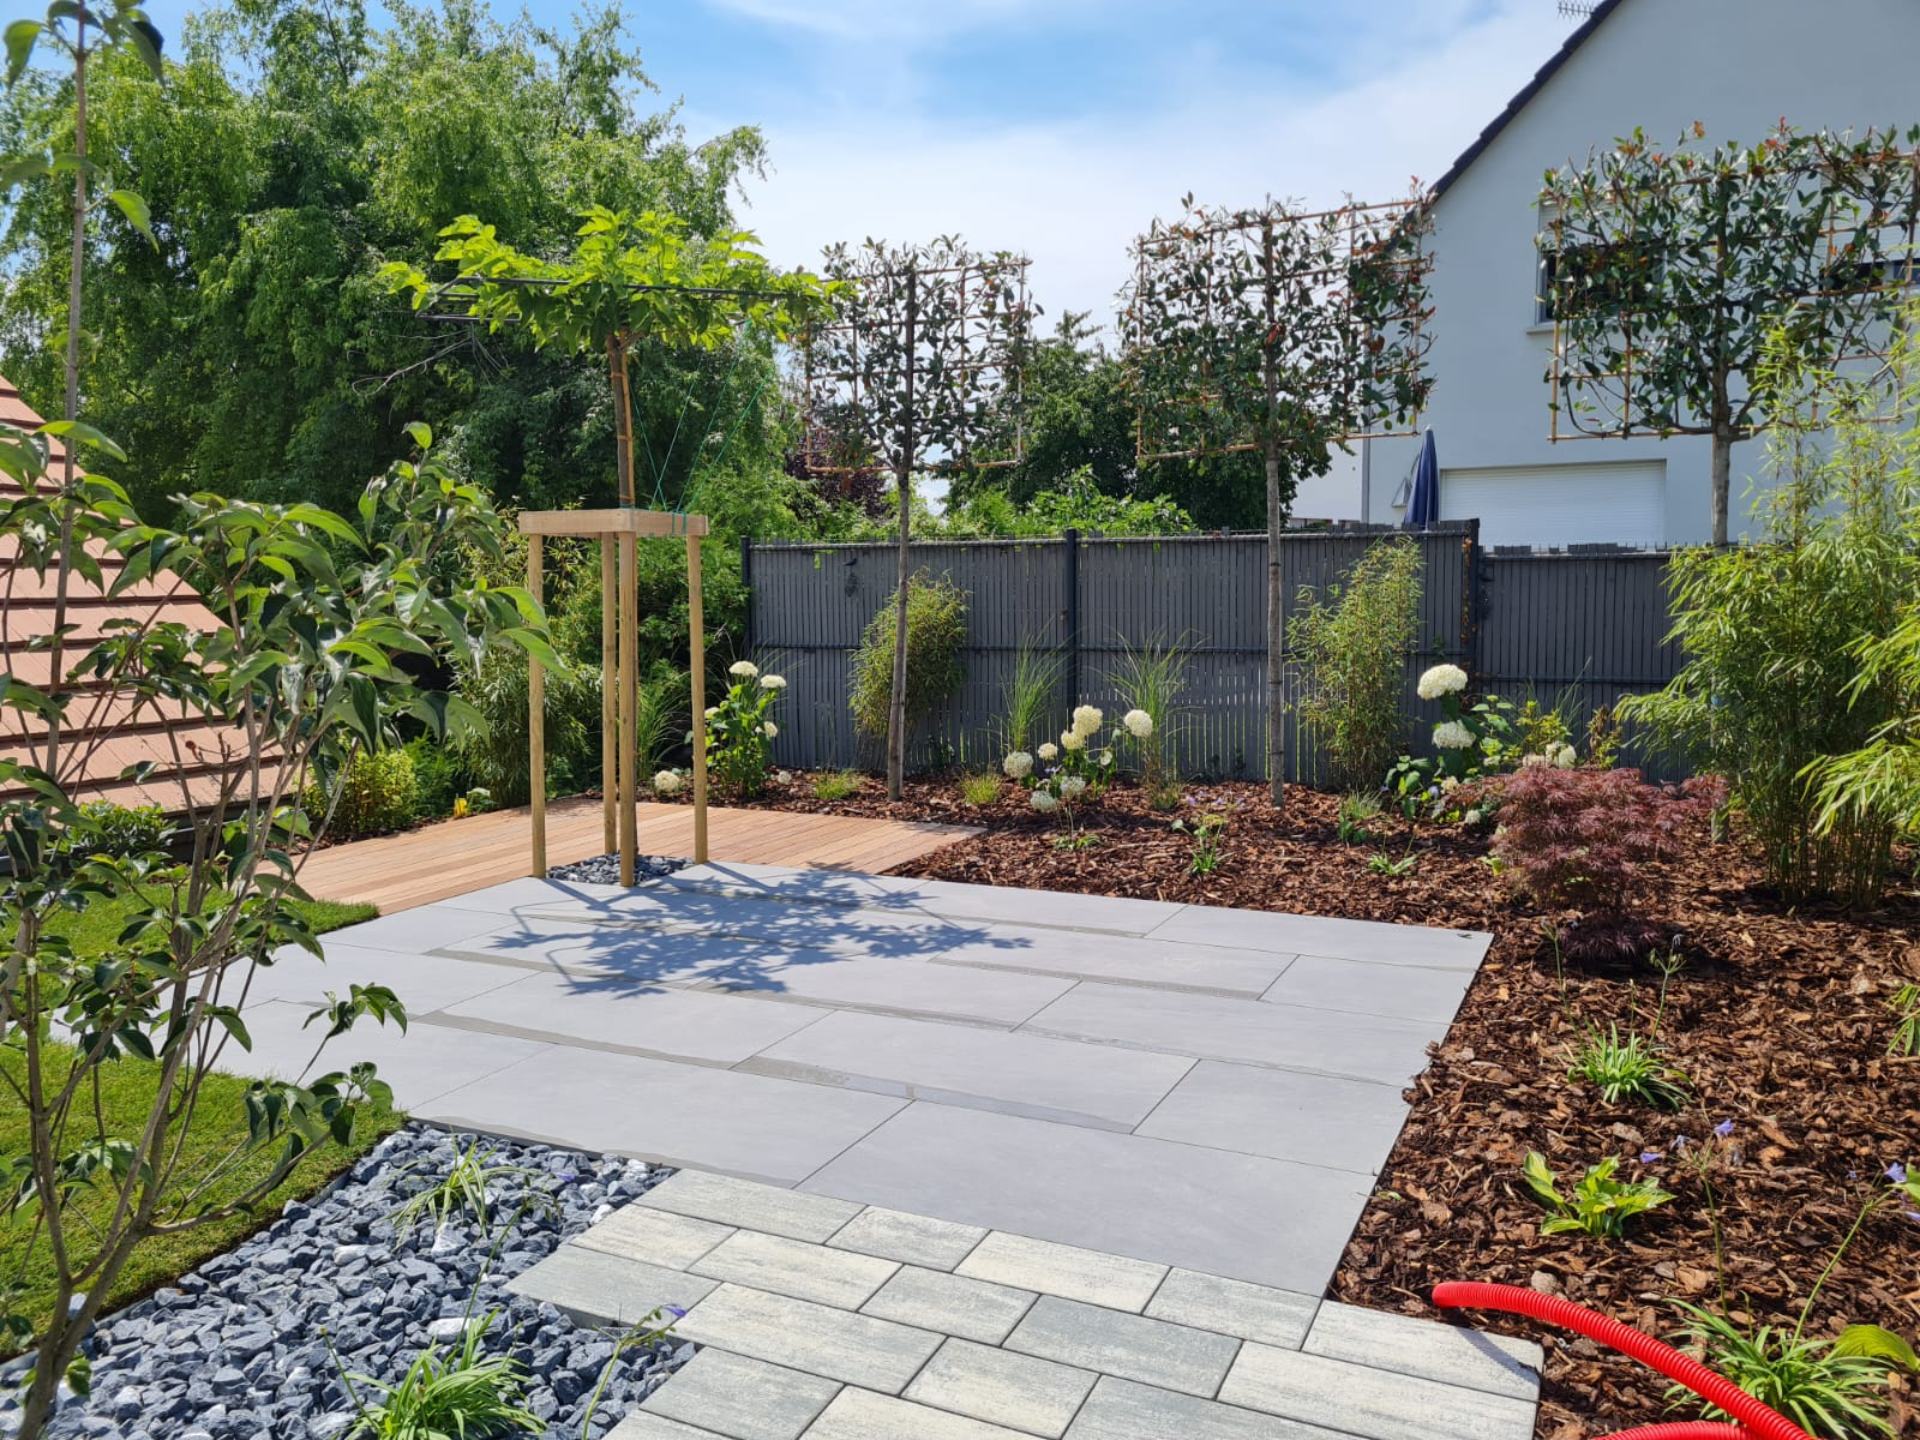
[
  {"left": 382, "top": 208, "right": 841, "bottom": 509},
  {"left": 1122, "top": 196, "right": 1434, "bottom": 805},
  {"left": 0, "top": 7, "right": 556, "bottom": 1435},
  {"left": 1541, "top": 122, "right": 1920, "bottom": 546},
  {"left": 802, "top": 237, "right": 1033, "bottom": 797}
]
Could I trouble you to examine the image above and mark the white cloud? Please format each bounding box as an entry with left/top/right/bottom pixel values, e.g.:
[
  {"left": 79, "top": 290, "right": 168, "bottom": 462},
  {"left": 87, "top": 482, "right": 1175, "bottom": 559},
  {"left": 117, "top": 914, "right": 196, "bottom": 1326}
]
[
  {"left": 710, "top": 0, "right": 1574, "bottom": 332},
  {"left": 703, "top": 0, "right": 1088, "bottom": 44}
]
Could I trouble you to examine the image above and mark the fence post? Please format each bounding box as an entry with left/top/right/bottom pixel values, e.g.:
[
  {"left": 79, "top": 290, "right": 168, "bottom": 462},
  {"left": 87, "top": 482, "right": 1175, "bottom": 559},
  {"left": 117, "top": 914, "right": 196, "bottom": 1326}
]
[
  {"left": 1063, "top": 528, "right": 1081, "bottom": 707},
  {"left": 740, "top": 535, "right": 753, "bottom": 655},
  {"left": 1461, "top": 517, "right": 1483, "bottom": 677}
]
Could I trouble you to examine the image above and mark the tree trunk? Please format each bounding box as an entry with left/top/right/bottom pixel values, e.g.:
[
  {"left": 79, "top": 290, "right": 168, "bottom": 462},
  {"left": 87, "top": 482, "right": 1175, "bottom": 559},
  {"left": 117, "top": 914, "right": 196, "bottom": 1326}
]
[
  {"left": 1264, "top": 437, "right": 1286, "bottom": 808},
  {"left": 608, "top": 333, "right": 635, "bottom": 508},
  {"left": 886, "top": 267, "right": 918, "bottom": 801},
  {"left": 1709, "top": 425, "right": 1732, "bottom": 547}
]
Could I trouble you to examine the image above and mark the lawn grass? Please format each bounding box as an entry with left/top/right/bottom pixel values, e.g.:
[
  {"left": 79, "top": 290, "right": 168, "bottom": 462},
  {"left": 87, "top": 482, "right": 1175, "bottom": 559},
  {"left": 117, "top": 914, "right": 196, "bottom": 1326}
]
[{"left": 2, "top": 893, "right": 402, "bottom": 1358}]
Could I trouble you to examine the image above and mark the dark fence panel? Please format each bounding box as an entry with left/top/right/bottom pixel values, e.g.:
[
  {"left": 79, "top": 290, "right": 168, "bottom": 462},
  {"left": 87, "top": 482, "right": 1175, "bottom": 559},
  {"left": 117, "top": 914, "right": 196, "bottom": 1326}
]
[{"left": 745, "top": 527, "right": 1684, "bottom": 783}]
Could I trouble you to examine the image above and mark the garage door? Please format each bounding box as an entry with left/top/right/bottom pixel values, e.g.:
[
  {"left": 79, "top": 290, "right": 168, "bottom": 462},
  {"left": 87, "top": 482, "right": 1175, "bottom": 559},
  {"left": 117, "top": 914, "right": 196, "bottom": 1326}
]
[{"left": 1439, "top": 460, "right": 1666, "bottom": 548}]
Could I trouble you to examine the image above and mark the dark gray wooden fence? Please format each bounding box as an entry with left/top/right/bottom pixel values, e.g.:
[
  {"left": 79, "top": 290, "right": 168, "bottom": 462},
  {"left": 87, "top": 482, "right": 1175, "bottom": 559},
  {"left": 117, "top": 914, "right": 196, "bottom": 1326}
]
[{"left": 742, "top": 525, "right": 1684, "bottom": 783}]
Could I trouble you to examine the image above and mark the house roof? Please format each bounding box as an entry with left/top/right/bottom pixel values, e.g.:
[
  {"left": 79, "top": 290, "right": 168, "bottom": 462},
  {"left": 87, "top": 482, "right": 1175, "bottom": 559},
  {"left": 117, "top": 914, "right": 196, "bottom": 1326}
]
[
  {"left": 1, "top": 376, "right": 265, "bottom": 815},
  {"left": 1428, "top": 0, "right": 1626, "bottom": 201}
]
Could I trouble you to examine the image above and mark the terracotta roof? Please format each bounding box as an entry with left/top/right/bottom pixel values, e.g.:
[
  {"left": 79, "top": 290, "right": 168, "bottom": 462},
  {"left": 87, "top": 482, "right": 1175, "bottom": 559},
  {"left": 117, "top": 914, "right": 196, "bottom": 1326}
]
[
  {"left": 1429, "top": 0, "right": 1626, "bottom": 201},
  {"left": 0, "top": 376, "right": 272, "bottom": 814}
]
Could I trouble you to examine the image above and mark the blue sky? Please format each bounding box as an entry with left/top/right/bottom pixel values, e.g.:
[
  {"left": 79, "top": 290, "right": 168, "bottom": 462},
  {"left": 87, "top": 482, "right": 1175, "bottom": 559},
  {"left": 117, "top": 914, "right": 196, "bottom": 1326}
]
[{"left": 143, "top": 0, "right": 1580, "bottom": 324}]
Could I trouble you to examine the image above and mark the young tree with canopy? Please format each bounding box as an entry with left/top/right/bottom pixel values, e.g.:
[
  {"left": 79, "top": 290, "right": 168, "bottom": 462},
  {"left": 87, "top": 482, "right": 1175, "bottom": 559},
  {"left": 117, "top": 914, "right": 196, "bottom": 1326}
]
[
  {"left": 1122, "top": 196, "right": 1434, "bottom": 805},
  {"left": 801, "top": 237, "right": 1034, "bottom": 798},
  {"left": 1540, "top": 122, "right": 1920, "bottom": 545}
]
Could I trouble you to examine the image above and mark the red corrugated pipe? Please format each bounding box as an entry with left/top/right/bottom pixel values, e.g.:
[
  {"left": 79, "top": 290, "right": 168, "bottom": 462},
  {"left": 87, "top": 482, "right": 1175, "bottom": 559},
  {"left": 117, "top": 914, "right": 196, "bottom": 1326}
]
[
  {"left": 1598, "top": 1427, "right": 1761, "bottom": 1439},
  {"left": 1431, "top": 1281, "right": 1812, "bottom": 1440}
]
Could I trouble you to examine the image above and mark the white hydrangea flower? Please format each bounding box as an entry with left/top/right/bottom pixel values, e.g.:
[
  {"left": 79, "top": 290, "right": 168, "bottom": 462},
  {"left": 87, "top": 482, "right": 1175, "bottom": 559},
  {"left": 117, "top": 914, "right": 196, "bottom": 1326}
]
[
  {"left": 1060, "top": 729, "right": 1086, "bottom": 752},
  {"left": 1037, "top": 742, "right": 1059, "bottom": 762},
  {"left": 1122, "top": 708, "right": 1153, "bottom": 739},
  {"left": 1433, "top": 719, "right": 1474, "bottom": 750},
  {"left": 762, "top": 721, "right": 778, "bottom": 739},
  {"left": 703, "top": 706, "right": 719, "bottom": 719},
  {"left": 1003, "top": 751, "right": 1034, "bottom": 779},
  {"left": 759, "top": 674, "right": 786, "bottom": 690},
  {"left": 1463, "top": 808, "right": 1484, "bottom": 826},
  {"left": 1521, "top": 753, "right": 1550, "bottom": 770},
  {"left": 1059, "top": 775, "right": 1088, "bottom": 800},
  {"left": 653, "top": 770, "right": 683, "bottom": 795},
  {"left": 1030, "top": 789, "right": 1059, "bottom": 812},
  {"left": 1096, "top": 749, "right": 1113, "bottom": 768},
  {"left": 1417, "top": 664, "right": 1469, "bottom": 701},
  {"left": 728, "top": 660, "right": 759, "bottom": 679},
  {"left": 1551, "top": 742, "right": 1578, "bottom": 768},
  {"left": 1440, "top": 775, "right": 1460, "bottom": 792},
  {"left": 776, "top": 770, "right": 792, "bottom": 785},
  {"left": 1071, "top": 704, "right": 1103, "bottom": 736}
]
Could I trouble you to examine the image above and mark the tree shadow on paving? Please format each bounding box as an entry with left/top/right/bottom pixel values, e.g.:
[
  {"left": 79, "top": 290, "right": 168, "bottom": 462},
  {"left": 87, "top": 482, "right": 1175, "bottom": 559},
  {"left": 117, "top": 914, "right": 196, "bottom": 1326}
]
[{"left": 434, "top": 871, "right": 1035, "bottom": 1000}]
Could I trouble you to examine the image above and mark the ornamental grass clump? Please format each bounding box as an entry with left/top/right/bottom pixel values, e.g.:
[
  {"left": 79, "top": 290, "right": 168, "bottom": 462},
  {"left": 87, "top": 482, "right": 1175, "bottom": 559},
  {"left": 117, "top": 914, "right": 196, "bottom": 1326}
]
[
  {"left": 851, "top": 574, "right": 968, "bottom": 755},
  {"left": 1473, "top": 766, "right": 1723, "bottom": 912},
  {"left": 1290, "top": 537, "right": 1423, "bottom": 791}
]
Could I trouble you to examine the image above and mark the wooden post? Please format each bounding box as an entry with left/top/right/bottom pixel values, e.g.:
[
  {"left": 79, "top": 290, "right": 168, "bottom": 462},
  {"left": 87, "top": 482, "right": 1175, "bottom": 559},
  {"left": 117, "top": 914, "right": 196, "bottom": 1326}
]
[
  {"left": 527, "top": 534, "right": 546, "bottom": 877},
  {"left": 600, "top": 534, "right": 617, "bottom": 853},
  {"left": 618, "top": 533, "right": 639, "bottom": 885},
  {"left": 687, "top": 532, "right": 708, "bottom": 864}
]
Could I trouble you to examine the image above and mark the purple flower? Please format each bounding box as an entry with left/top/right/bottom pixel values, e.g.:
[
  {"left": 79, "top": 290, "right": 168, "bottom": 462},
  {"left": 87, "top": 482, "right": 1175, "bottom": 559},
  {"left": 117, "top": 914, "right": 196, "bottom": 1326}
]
[
  {"left": 1889, "top": 1162, "right": 1910, "bottom": 1186},
  {"left": 1639, "top": 1150, "right": 1664, "bottom": 1165},
  {"left": 556, "top": 1169, "right": 579, "bottom": 1184},
  {"left": 665, "top": 1305, "right": 688, "bottom": 1319},
  {"left": 1713, "top": 1119, "right": 1735, "bottom": 1139},
  {"left": 1673, "top": 1135, "right": 1691, "bottom": 1152},
  {"left": 1907, "top": 1211, "right": 1920, "bottom": 1224}
]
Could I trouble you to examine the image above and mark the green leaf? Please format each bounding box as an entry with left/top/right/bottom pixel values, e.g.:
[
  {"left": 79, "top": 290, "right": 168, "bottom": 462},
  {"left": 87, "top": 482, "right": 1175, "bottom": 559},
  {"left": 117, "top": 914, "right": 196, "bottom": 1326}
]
[
  {"left": 4, "top": 19, "right": 40, "bottom": 85},
  {"left": 109, "top": 188, "right": 156, "bottom": 245},
  {"left": 403, "top": 420, "right": 432, "bottom": 450},
  {"left": 38, "top": 419, "right": 126, "bottom": 462},
  {"left": 1832, "top": 1324, "right": 1919, "bottom": 1372}
]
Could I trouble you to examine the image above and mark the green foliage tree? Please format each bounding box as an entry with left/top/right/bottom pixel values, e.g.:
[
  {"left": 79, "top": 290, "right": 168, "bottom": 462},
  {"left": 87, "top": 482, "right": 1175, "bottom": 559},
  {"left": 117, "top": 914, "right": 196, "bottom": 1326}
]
[
  {"left": 0, "top": 0, "right": 783, "bottom": 520},
  {"left": 1540, "top": 122, "right": 1920, "bottom": 546},
  {"left": 1122, "top": 197, "right": 1434, "bottom": 804},
  {"left": 1290, "top": 536, "right": 1425, "bottom": 792}
]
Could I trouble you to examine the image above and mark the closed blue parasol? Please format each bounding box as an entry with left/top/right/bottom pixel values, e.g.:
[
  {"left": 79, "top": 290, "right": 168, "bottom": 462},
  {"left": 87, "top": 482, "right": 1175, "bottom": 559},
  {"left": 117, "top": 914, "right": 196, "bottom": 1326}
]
[{"left": 1403, "top": 429, "right": 1439, "bottom": 529}]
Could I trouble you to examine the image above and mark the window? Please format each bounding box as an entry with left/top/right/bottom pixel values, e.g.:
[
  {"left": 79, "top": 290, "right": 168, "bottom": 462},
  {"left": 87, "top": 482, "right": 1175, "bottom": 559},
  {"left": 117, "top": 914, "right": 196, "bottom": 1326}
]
[{"left": 1534, "top": 248, "right": 1559, "bottom": 326}]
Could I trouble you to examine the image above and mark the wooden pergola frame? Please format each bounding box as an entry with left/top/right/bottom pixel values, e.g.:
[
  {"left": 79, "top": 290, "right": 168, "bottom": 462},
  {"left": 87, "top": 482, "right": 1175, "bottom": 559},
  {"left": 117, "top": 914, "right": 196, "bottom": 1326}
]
[{"left": 520, "top": 507, "right": 711, "bottom": 883}]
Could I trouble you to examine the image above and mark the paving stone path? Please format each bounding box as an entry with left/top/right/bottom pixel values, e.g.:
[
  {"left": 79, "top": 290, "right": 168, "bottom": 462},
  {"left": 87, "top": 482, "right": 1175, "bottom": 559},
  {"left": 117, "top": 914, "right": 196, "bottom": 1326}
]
[
  {"left": 242, "top": 860, "right": 1491, "bottom": 1297},
  {"left": 509, "top": 1169, "right": 1541, "bottom": 1439}
]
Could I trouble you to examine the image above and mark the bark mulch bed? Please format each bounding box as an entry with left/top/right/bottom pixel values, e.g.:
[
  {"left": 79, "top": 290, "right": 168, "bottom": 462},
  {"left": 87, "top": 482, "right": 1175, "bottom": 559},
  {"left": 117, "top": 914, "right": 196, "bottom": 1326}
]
[{"left": 689, "top": 772, "right": 1920, "bottom": 1437}]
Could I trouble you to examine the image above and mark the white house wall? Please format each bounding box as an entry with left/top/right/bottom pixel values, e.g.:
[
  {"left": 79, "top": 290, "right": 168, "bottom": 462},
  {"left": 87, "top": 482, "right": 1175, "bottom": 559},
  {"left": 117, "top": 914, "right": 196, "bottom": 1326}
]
[{"left": 1364, "top": 0, "right": 1920, "bottom": 545}]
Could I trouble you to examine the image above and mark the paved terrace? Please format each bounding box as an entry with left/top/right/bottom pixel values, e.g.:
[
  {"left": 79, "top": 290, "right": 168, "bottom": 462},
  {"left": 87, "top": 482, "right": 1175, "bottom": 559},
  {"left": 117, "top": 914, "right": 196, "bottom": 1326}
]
[{"left": 238, "top": 860, "right": 1490, "bottom": 1301}]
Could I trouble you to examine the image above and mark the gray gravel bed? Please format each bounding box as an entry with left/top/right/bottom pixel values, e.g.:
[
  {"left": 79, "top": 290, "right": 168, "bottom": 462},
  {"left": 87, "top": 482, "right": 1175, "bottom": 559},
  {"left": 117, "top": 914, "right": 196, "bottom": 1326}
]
[
  {"left": 549, "top": 853, "right": 687, "bottom": 885},
  {"left": 1, "top": 1125, "right": 688, "bottom": 1440}
]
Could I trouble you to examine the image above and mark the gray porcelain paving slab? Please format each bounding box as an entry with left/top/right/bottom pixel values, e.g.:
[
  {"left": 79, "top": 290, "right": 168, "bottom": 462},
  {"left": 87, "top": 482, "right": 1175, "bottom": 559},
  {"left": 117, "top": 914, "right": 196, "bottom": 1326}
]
[
  {"left": 1004, "top": 1296, "right": 1240, "bottom": 1399},
  {"left": 954, "top": 1233, "right": 1164, "bottom": 1313},
  {"left": 641, "top": 1172, "right": 865, "bottom": 1244},
  {"left": 860, "top": 1266, "right": 1036, "bottom": 1345},
  {"left": 697, "top": 954, "right": 1074, "bottom": 1026},
  {"left": 689, "top": 1229, "right": 899, "bottom": 1309},
  {"left": 252, "top": 942, "right": 531, "bottom": 1012},
  {"left": 653, "top": 862, "right": 937, "bottom": 910},
  {"left": 901, "top": 879, "right": 1186, "bottom": 935},
  {"left": 525, "top": 891, "right": 989, "bottom": 960},
  {"left": 609, "top": 1413, "right": 728, "bottom": 1440},
  {"left": 935, "top": 926, "right": 1290, "bottom": 997},
  {"left": 432, "top": 875, "right": 631, "bottom": 914},
  {"left": 437, "top": 920, "right": 752, "bottom": 984},
  {"left": 1302, "top": 1300, "right": 1542, "bottom": 1401},
  {"left": 642, "top": 1350, "right": 842, "bottom": 1440},
  {"left": 743, "top": 1010, "right": 1192, "bottom": 1129},
  {"left": 425, "top": 1048, "right": 904, "bottom": 1185},
  {"left": 1217, "top": 1343, "right": 1535, "bottom": 1440},
  {"left": 828, "top": 1207, "right": 987, "bottom": 1271},
  {"left": 675, "top": 1284, "right": 942, "bottom": 1393},
  {"left": 1064, "top": 1377, "right": 1343, "bottom": 1440},
  {"left": 1133, "top": 1061, "right": 1411, "bottom": 1175},
  {"left": 802, "top": 1104, "right": 1371, "bottom": 1294},
  {"left": 574, "top": 1205, "right": 735, "bottom": 1270},
  {"left": 506, "top": 1245, "right": 717, "bottom": 1327},
  {"left": 804, "top": 1388, "right": 1028, "bottom": 1440},
  {"left": 218, "top": 999, "right": 546, "bottom": 1110},
  {"left": 905, "top": 1338, "right": 1095, "bottom": 1438},
  {"left": 1147, "top": 906, "right": 1488, "bottom": 969},
  {"left": 1143, "top": 1269, "right": 1319, "bottom": 1350},
  {"left": 1020, "top": 983, "right": 1435, "bottom": 1086},
  {"left": 438, "top": 972, "right": 826, "bottom": 1064},
  {"left": 311, "top": 904, "right": 519, "bottom": 955},
  {"left": 1259, "top": 954, "right": 1475, "bottom": 1025}
]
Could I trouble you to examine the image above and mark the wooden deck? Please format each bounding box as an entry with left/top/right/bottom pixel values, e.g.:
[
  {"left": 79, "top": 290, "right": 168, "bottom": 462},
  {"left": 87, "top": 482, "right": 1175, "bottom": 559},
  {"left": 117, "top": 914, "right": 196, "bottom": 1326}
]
[{"left": 297, "top": 796, "right": 980, "bottom": 914}]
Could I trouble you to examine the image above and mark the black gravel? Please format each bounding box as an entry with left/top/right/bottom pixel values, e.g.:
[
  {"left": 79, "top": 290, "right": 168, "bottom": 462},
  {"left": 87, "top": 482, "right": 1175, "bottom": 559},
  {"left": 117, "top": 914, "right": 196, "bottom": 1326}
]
[
  {"left": 548, "top": 853, "right": 688, "bottom": 886},
  {"left": 1, "top": 1125, "right": 690, "bottom": 1440}
]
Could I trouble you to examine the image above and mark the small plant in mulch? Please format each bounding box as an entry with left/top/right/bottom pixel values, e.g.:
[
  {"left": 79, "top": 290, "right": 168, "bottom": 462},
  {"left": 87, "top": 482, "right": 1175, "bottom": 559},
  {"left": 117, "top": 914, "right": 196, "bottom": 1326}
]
[
  {"left": 1565, "top": 1022, "right": 1691, "bottom": 1110},
  {"left": 1172, "top": 809, "right": 1230, "bottom": 876},
  {"left": 1522, "top": 1151, "right": 1674, "bottom": 1238},
  {"left": 1366, "top": 850, "right": 1417, "bottom": 879},
  {"left": 1888, "top": 984, "right": 1920, "bottom": 1058},
  {"left": 1335, "top": 790, "right": 1382, "bottom": 844},
  {"left": 957, "top": 772, "right": 1003, "bottom": 807},
  {"left": 811, "top": 770, "right": 864, "bottom": 803}
]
